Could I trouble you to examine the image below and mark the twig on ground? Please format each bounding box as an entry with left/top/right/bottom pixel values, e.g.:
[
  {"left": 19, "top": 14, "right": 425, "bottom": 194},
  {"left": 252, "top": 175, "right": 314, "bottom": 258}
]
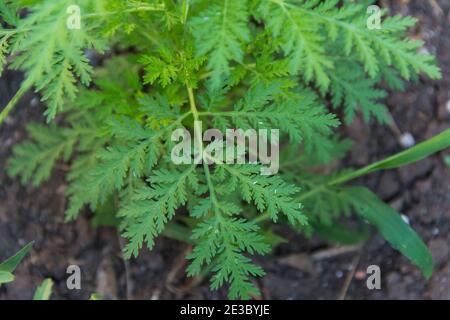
[
  {"left": 337, "top": 250, "right": 363, "bottom": 300},
  {"left": 165, "top": 245, "right": 192, "bottom": 297},
  {"left": 117, "top": 232, "right": 134, "bottom": 300},
  {"left": 310, "top": 244, "right": 363, "bottom": 261}
]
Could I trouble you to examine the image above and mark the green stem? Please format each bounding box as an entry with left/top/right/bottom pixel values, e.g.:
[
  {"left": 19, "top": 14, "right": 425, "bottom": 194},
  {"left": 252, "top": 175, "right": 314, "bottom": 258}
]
[
  {"left": 181, "top": 0, "right": 190, "bottom": 24},
  {"left": 0, "top": 81, "right": 31, "bottom": 125},
  {"left": 186, "top": 86, "right": 222, "bottom": 221}
]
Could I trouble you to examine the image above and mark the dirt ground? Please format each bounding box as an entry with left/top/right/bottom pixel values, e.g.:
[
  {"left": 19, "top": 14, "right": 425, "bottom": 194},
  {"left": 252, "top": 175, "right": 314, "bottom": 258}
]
[{"left": 1, "top": 0, "right": 449, "bottom": 300}]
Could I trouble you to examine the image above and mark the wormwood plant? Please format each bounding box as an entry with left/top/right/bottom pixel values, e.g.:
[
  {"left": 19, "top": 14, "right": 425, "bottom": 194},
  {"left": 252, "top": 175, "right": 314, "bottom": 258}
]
[{"left": 2, "top": 0, "right": 450, "bottom": 299}]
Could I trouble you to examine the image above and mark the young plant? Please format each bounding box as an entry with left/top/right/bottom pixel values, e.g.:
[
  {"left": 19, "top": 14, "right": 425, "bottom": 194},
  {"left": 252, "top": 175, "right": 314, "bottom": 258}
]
[{"left": 2, "top": 0, "right": 449, "bottom": 299}]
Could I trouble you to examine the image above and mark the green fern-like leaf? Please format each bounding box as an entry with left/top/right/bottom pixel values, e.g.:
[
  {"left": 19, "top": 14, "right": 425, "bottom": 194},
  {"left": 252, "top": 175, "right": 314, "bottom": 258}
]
[
  {"left": 121, "top": 165, "right": 198, "bottom": 258},
  {"left": 187, "top": 216, "right": 270, "bottom": 299},
  {"left": 7, "top": 1, "right": 105, "bottom": 121},
  {"left": 8, "top": 124, "right": 79, "bottom": 186},
  {"left": 190, "top": 0, "right": 250, "bottom": 87}
]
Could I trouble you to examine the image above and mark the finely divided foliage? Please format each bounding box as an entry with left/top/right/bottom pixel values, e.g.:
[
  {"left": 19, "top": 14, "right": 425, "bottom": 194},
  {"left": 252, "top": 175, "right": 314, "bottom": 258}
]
[{"left": 2, "top": 0, "right": 443, "bottom": 299}]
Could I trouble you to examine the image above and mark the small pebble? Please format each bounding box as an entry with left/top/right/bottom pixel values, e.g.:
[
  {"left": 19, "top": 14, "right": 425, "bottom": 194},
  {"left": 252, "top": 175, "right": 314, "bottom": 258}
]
[
  {"left": 355, "top": 270, "right": 366, "bottom": 280},
  {"left": 30, "top": 97, "right": 39, "bottom": 107},
  {"left": 419, "top": 47, "right": 430, "bottom": 55},
  {"left": 432, "top": 227, "right": 440, "bottom": 236},
  {"left": 400, "top": 133, "right": 415, "bottom": 148}
]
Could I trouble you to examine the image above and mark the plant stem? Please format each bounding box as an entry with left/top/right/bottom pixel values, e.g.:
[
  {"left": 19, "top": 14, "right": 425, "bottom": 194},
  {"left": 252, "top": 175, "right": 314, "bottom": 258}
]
[
  {"left": 0, "top": 82, "right": 31, "bottom": 126},
  {"left": 181, "top": 0, "right": 190, "bottom": 24},
  {"left": 186, "top": 86, "right": 222, "bottom": 221}
]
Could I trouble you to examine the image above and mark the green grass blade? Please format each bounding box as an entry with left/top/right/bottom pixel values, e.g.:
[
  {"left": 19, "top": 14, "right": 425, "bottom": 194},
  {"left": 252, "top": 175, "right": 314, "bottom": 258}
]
[
  {"left": 348, "top": 187, "right": 433, "bottom": 278},
  {"left": 331, "top": 128, "right": 450, "bottom": 186},
  {"left": 33, "top": 278, "right": 54, "bottom": 300},
  {"left": 89, "top": 293, "right": 103, "bottom": 300},
  {"left": 0, "top": 241, "right": 34, "bottom": 273},
  {"left": 0, "top": 271, "right": 15, "bottom": 285}
]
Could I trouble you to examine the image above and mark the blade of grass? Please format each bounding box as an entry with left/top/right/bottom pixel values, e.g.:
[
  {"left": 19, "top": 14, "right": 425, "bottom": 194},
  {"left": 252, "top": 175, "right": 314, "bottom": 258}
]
[
  {"left": 288, "top": 128, "right": 450, "bottom": 203},
  {"left": 0, "top": 81, "right": 32, "bottom": 126},
  {"left": 329, "top": 128, "right": 450, "bottom": 186},
  {"left": 0, "top": 241, "right": 34, "bottom": 273},
  {"left": 0, "top": 271, "right": 15, "bottom": 285},
  {"left": 347, "top": 187, "right": 433, "bottom": 278},
  {"left": 33, "top": 278, "right": 53, "bottom": 300}
]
